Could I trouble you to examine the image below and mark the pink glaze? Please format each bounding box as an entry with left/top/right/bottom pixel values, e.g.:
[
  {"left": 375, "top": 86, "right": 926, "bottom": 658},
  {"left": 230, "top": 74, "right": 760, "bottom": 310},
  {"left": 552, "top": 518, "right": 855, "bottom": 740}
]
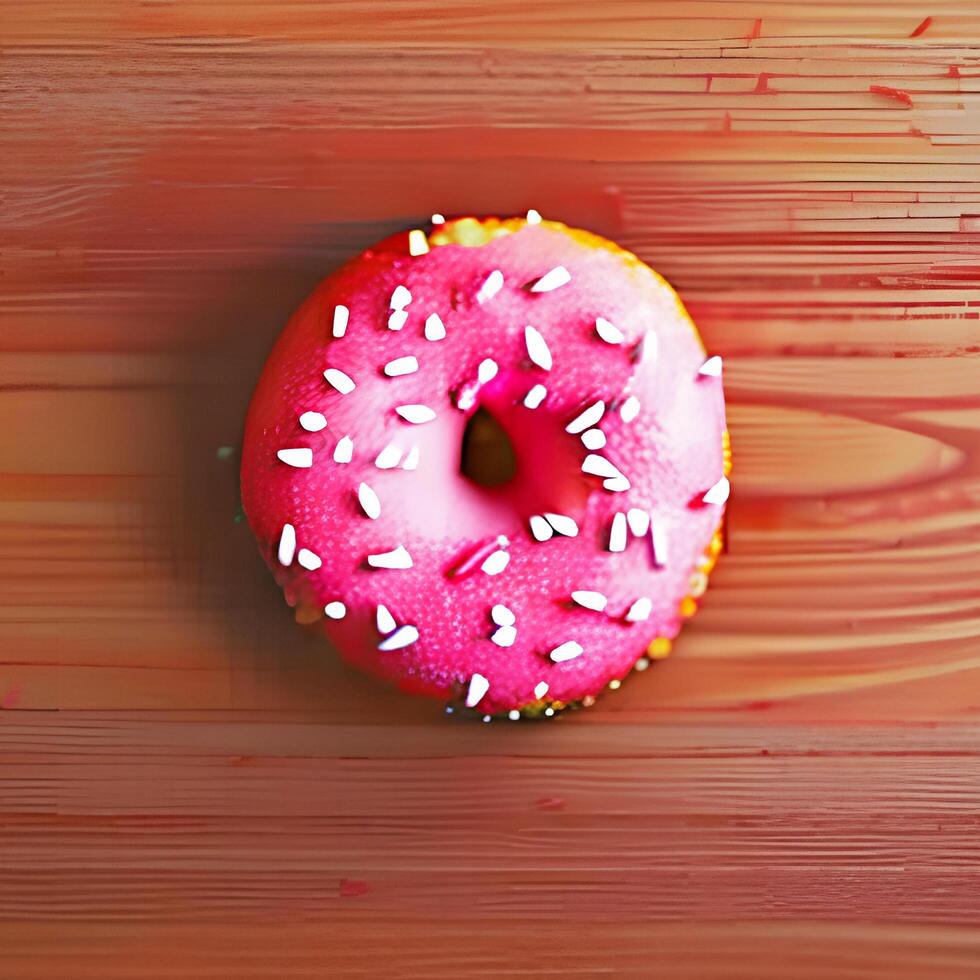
[{"left": 241, "top": 219, "right": 727, "bottom": 715}]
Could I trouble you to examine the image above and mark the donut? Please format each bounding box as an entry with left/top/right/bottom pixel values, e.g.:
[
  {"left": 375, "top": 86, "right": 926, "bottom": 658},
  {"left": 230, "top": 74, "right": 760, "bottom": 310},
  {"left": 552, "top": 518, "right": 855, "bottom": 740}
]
[{"left": 241, "top": 214, "right": 729, "bottom": 718}]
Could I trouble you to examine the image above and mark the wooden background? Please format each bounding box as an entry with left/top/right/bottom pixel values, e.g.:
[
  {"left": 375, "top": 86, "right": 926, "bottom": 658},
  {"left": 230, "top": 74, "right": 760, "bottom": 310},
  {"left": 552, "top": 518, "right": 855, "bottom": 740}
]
[{"left": 3, "top": 2, "right": 980, "bottom": 976}]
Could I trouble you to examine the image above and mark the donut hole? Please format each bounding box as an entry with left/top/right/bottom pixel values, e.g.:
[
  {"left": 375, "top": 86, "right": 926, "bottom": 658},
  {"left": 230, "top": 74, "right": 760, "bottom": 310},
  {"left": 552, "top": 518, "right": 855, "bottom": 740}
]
[{"left": 459, "top": 406, "right": 518, "bottom": 487}]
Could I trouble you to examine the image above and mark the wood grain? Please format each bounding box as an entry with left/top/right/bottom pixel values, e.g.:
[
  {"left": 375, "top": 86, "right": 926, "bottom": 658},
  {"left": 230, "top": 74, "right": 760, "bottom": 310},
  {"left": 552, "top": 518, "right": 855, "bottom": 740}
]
[{"left": 2, "top": 1, "right": 980, "bottom": 976}]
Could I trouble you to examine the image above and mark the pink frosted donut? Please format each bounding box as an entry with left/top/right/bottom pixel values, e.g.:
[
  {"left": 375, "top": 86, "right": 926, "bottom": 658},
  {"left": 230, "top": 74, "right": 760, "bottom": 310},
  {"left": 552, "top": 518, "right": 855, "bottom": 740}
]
[{"left": 241, "top": 216, "right": 729, "bottom": 717}]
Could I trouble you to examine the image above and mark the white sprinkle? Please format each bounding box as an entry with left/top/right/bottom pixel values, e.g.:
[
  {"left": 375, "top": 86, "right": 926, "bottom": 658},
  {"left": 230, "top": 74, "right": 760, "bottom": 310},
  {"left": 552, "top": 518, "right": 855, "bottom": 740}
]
[
  {"left": 277, "top": 448, "right": 313, "bottom": 468},
  {"left": 627, "top": 508, "right": 650, "bottom": 537},
  {"left": 529, "top": 515, "right": 553, "bottom": 542},
  {"left": 491, "top": 604, "right": 515, "bottom": 627},
  {"left": 299, "top": 411, "right": 327, "bottom": 432},
  {"left": 376, "top": 604, "right": 397, "bottom": 635},
  {"left": 545, "top": 707, "right": 555, "bottom": 716},
  {"left": 595, "top": 317, "right": 624, "bottom": 344},
  {"left": 456, "top": 387, "right": 477, "bottom": 412},
  {"left": 374, "top": 444, "right": 403, "bottom": 469},
  {"left": 702, "top": 476, "right": 731, "bottom": 506},
  {"left": 396, "top": 404, "right": 437, "bottom": 424},
  {"left": 481, "top": 550, "right": 510, "bottom": 576},
  {"left": 378, "top": 624, "right": 419, "bottom": 651},
  {"left": 387, "top": 309, "right": 409, "bottom": 331},
  {"left": 699, "top": 354, "right": 723, "bottom": 378},
  {"left": 465, "top": 672, "right": 490, "bottom": 708},
  {"left": 491, "top": 625, "right": 517, "bottom": 647},
  {"left": 332, "top": 305, "right": 350, "bottom": 338},
  {"left": 297, "top": 548, "right": 322, "bottom": 571},
  {"left": 431, "top": 213, "right": 445, "bottom": 225},
  {"left": 526, "top": 208, "right": 542, "bottom": 224},
  {"left": 530, "top": 265, "right": 571, "bottom": 293},
  {"left": 524, "top": 325, "right": 553, "bottom": 370},
  {"left": 324, "top": 601, "right": 346, "bottom": 620},
  {"left": 581, "top": 428, "right": 606, "bottom": 450},
  {"left": 477, "top": 358, "right": 499, "bottom": 385},
  {"left": 619, "top": 396, "right": 641, "bottom": 423},
  {"left": 566, "top": 400, "right": 605, "bottom": 434},
  {"left": 582, "top": 453, "right": 623, "bottom": 480},
  {"left": 390, "top": 285, "right": 412, "bottom": 310},
  {"left": 650, "top": 519, "right": 668, "bottom": 568},
  {"left": 543, "top": 513, "right": 578, "bottom": 537},
  {"left": 626, "top": 597, "right": 652, "bottom": 622},
  {"left": 523, "top": 384, "right": 547, "bottom": 409},
  {"left": 401, "top": 445, "right": 420, "bottom": 470},
  {"left": 357, "top": 482, "right": 381, "bottom": 519},
  {"left": 408, "top": 229, "right": 429, "bottom": 256},
  {"left": 384, "top": 355, "right": 419, "bottom": 377},
  {"left": 549, "top": 640, "right": 584, "bottom": 663},
  {"left": 603, "top": 475, "right": 631, "bottom": 493},
  {"left": 476, "top": 269, "right": 504, "bottom": 304},
  {"left": 367, "top": 545, "right": 413, "bottom": 569},
  {"left": 571, "top": 590, "right": 608, "bottom": 612},
  {"left": 482, "top": 715, "right": 491, "bottom": 723},
  {"left": 324, "top": 368, "right": 356, "bottom": 394},
  {"left": 533, "top": 681, "right": 549, "bottom": 699},
  {"left": 508, "top": 709, "right": 521, "bottom": 721},
  {"left": 608, "top": 512, "right": 628, "bottom": 552},
  {"left": 277, "top": 523, "right": 296, "bottom": 565},
  {"left": 333, "top": 435, "right": 353, "bottom": 463},
  {"left": 424, "top": 313, "right": 446, "bottom": 341}
]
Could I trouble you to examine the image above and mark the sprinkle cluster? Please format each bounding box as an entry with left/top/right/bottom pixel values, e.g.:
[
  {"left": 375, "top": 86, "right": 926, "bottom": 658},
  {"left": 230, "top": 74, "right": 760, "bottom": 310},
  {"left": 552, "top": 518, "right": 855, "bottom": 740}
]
[{"left": 270, "top": 214, "right": 726, "bottom": 715}]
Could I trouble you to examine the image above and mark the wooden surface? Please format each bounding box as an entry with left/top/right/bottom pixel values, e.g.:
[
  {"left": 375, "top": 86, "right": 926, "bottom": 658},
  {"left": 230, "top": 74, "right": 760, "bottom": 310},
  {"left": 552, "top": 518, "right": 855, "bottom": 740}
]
[{"left": 3, "top": 2, "right": 980, "bottom": 976}]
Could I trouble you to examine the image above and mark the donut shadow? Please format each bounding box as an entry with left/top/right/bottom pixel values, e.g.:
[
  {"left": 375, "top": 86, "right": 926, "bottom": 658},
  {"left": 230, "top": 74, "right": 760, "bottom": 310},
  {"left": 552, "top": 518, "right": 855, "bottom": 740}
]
[{"left": 167, "top": 220, "right": 441, "bottom": 723}]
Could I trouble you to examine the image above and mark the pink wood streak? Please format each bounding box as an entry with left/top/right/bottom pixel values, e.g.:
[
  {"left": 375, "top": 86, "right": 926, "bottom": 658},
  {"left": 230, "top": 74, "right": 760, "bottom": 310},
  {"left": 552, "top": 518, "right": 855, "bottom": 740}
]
[{"left": 2, "top": 2, "right": 980, "bottom": 977}]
